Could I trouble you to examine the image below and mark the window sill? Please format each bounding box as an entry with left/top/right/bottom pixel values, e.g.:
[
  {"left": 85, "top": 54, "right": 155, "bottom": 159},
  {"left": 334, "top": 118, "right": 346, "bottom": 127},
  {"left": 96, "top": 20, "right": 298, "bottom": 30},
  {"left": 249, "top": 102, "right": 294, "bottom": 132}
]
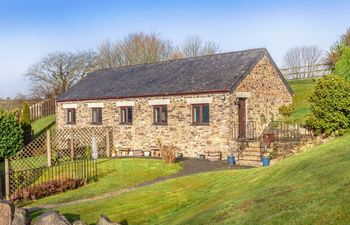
[
  {"left": 153, "top": 123, "right": 168, "bottom": 126},
  {"left": 191, "top": 123, "right": 210, "bottom": 126},
  {"left": 120, "top": 123, "right": 133, "bottom": 125},
  {"left": 66, "top": 123, "right": 76, "bottom": 125}
]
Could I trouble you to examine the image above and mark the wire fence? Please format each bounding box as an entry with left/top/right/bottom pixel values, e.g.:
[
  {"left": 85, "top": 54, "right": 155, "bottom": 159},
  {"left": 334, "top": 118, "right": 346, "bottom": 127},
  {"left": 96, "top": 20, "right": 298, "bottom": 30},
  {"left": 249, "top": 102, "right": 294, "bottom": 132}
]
[{"left": 2, "top": 126, "right": 112, "bottom": 200}]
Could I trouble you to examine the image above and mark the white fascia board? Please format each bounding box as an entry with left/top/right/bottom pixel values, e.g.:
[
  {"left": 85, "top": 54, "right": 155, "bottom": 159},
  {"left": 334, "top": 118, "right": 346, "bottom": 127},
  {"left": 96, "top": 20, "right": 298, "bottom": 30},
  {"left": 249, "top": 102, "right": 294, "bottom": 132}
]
[
  {"left": 62, "top": 103, "right": 78, "bottom": 109},
  {"left": 186, "top": 97, "right": 213, "bottom": 104},
  {"left": 148, "top": 99, "right": 170, "bottom": 106},
  {"left": 116, "top": 101, "right": 135, "bottom": 107},
  {"left": 236, "top": 92, "right": 251, "bottom": 98},
  {"left": 87, "top": 102, "right": 104, "bottom": 108}
]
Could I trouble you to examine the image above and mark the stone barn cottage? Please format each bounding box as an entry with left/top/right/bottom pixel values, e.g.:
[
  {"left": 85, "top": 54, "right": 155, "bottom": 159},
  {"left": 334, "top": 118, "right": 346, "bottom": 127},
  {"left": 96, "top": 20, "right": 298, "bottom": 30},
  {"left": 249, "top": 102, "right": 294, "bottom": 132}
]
[{"left": 56, "top": 48, "right": 293, "bottom": 165}]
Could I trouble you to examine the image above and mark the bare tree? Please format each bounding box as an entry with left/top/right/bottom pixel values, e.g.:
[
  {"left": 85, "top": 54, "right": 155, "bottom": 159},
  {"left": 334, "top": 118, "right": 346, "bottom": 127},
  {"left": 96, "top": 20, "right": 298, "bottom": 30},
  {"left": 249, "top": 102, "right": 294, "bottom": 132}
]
[
  {"left": 182, "top": 36, "right": 220, "bottom": 57},
  {"left": 121, "top": 32, "right": 174, "bottom": 65},
  {"left": 25, "top": 50, "right": 97, "bottom": 98},
  {"left": 96, "top": 32, "right": 174, "bottom": 69},
  {"left": 95, "top": 40, "right": 124, "bottom": 69},
  {"left": 282, "top": 46, "right": 324, "bottom": 78}
]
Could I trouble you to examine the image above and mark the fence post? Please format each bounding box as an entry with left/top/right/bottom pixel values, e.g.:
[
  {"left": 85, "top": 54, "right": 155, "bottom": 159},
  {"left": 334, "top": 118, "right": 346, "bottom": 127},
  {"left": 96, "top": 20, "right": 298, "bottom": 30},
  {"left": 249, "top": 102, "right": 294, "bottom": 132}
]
[
  {"left": 106, "top": 129, "right": 110, "bottom": 158},
  {"left": 4, "top": 158, "right": 10, "bottom": 200},
  {"left": 47, "top": 129, "right": 52, "bottom": 167},
  {"left": 70, "top": 129, "right": 74, "bottom": 160}
]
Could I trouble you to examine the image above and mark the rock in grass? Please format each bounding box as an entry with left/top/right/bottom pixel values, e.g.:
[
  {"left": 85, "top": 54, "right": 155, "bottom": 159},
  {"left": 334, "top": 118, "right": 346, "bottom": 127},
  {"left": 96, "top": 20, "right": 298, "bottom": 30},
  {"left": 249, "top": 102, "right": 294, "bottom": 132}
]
[
  {"left": 72, "top": 221, "right": 87, "bottom": 225},
  {"left": 32, "top": 211, "right": 71, "bottom": 225},
  {"left": 0, "top": 200, "right": 15, "bottom": 225},
  {"left": 12, "top": 207, "right": 31, "bottom": 225},
  {"left": 96, "top": 215, "right": 121, "bottom": 225}
]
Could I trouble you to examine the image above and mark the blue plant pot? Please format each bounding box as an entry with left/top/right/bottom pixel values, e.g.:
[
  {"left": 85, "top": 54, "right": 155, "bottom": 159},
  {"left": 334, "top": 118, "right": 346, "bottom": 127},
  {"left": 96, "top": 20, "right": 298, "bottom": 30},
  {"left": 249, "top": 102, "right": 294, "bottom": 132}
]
[
  {"left": 262, "top": 157, "right": 270, "bottom": 167},
  {"left": 227, "top": 155, "right": 235, "bottom": 165}
]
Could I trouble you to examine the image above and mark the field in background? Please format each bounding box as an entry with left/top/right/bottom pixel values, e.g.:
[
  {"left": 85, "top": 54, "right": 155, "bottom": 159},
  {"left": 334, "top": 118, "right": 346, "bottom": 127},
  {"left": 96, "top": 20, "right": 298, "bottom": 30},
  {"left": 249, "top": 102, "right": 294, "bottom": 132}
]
[
  {"left": 31, "top": 114, "right": 56, "bottom": 138},
  {"left": 288, "top": 79, "right": 316, "bottom": 122}
]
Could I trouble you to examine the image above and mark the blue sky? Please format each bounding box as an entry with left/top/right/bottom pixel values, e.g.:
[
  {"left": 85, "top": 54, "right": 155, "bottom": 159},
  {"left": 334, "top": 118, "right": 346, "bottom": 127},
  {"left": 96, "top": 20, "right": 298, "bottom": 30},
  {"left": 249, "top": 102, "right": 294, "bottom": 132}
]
[{"left": 0, "top": 0, "right": 349, "bottom": 98}]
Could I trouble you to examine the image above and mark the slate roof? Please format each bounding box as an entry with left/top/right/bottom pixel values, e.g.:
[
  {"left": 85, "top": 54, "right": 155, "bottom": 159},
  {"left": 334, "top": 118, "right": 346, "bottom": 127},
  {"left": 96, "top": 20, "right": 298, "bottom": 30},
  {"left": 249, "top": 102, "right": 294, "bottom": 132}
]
[{"left": 57, "top": 48, "right": 292, "bottom": 102}]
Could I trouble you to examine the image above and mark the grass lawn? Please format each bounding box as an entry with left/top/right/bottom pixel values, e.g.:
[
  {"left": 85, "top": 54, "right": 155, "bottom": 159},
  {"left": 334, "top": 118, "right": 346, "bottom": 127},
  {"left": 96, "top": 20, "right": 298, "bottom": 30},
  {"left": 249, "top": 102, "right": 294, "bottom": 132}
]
[
  {"left": 25, "top": 158, "right": 181, "bottom": 207},
  {"left": 31, "top": 134, "right": 350, "bottom": 224},
  {"left": 31, "top": 114, "right": 56, "bottom": 138},
  {"left": 288, "top": 79, "right": 316, "bottom": 122}
]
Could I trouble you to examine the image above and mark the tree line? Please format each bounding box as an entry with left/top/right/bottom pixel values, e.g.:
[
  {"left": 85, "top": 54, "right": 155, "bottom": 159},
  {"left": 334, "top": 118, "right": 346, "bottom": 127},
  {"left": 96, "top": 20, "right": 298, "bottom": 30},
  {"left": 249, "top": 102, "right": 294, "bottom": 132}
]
[{"left": 25, "top": 32, "right": 220, "bottom": 99}]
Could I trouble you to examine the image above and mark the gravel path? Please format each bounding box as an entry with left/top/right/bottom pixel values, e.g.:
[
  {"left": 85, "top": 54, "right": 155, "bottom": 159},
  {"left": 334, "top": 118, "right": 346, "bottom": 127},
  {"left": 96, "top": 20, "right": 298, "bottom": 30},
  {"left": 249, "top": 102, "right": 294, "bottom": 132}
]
[{"left": 28, "top": 158, "right": 251, "bottom": 211}]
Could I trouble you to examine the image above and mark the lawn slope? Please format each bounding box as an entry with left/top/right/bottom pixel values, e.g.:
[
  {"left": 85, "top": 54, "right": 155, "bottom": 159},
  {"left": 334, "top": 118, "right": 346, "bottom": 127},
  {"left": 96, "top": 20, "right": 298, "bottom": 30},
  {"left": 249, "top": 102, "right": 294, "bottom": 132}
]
[
  {"left": 26, "top": 158, "right": 181, "bottom": 206},
  {"left": 288, "top": 79, "right": 316, "bottom": 122},
  {"left": 31, "top": 114, "right": 56, "bottom": 138},
  {"left": 46, "top": 135, "right": 350, "bottom": 225}
]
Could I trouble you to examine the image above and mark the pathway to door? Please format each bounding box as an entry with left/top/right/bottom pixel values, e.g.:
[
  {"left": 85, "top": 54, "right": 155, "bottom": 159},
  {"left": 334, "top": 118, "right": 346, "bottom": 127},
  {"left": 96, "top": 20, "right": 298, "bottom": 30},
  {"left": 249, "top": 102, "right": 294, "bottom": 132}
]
[{"left": 28, "top": 158, "right": 251, "bottom": 211}]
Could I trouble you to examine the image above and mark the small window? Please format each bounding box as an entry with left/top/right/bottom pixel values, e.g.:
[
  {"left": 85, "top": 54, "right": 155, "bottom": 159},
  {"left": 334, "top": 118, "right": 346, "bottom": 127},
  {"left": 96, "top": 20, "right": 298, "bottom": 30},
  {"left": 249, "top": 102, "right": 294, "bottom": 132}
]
[
  {"left": 91, "top": 107, "right": 102, "bottom": 125},
  {"left": 120, "top": 107, "right": 132, "bottom": 124},
  {"left": 153, "top": 105, "right": 168, "bottom": 125},
  {"left": 66, "top": 108, "right": 76, "bottom": 124},
  {"left": 192, "top": 104, "right": 209, "bottom": 125}
]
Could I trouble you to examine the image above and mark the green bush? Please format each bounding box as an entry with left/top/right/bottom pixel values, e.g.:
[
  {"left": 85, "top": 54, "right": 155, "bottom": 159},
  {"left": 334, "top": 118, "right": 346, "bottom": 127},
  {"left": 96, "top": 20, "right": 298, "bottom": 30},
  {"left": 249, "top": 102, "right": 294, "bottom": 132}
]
[
  {"left": 20, "top": 102, "right": 32, "bottom": 145},
  {"left": 278, "top": 104, "right": 295, "bottom": 118},
  {"left": 20, "top": 102, "right": 31, "bottom": 127},
  {"left": 306, "top": 75, "right": 350, "bottom": 135},
  {"left": 335, "top": 46, "right": 350, "bottom": 81},
  {"left": 0, "top": 109, "right": 23, "bottom": 158}
]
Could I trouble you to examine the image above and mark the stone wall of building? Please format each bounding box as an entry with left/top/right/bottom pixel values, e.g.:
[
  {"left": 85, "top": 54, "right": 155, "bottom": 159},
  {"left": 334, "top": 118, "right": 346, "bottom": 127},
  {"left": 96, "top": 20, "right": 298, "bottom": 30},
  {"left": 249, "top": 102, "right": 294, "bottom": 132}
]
[
  {"left": 56, "top": 93, "right": 233, "bottom": 157},
  {"left": 56, "top": 55, "right": 293, "bottom": 158},
  {"left": 233, "top": 55, "right": 293, "bottom": 136}
]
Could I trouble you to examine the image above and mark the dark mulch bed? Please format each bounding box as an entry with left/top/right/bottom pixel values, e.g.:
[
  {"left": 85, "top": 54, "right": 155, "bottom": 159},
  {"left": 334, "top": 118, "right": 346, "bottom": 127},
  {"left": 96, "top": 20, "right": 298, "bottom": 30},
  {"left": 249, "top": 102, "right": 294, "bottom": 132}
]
[{"left": 137, "top": 157, "right": 252, "bottom": 187}]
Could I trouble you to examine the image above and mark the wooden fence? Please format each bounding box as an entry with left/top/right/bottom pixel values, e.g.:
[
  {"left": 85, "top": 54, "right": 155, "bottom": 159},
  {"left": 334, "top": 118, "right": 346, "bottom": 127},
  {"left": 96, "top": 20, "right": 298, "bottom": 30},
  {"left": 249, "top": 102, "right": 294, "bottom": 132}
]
[
  {"left": 280, "top": 64, "right": 333, "bottom": 80},
  {"left": 30, "top": 99, "right": 55, "bottom": 121}
]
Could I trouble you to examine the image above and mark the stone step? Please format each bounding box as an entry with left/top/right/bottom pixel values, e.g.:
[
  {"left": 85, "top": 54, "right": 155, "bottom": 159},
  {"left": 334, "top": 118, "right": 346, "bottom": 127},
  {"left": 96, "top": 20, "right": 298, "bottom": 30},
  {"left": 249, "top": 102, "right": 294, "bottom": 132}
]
[
  {"left": 244, "top": 147, "right": 261, "bottom": 152},
  {"left": 247, "top": 142, "right": 261, "bottom": 148},
  {"left": 241, "top": 151, "right": 261, "bottom": 156},
  {"left": 239, "top": 155, "right": 261, "bottom": 161},
  {"left": 236, "top": 159, "right": 262, "bottom": 167}
]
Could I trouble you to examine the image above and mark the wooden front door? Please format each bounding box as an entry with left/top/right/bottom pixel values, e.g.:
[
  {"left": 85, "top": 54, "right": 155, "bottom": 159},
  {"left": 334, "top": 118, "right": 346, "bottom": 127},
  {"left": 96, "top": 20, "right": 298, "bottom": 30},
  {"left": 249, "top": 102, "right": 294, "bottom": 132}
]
[{"left": 238, "top": 98, "right": 246, "bottom": 139}]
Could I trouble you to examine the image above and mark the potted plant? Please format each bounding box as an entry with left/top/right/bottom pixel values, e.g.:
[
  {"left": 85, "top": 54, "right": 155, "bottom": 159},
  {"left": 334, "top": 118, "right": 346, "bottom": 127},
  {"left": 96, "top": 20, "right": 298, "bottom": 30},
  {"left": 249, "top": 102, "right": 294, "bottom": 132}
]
[
  {"left": 198, "top": 152, "right": 206, "bottom": 160},
  {"left": 227, "top": 153, "right": 235, "bottom": 166},
  {"left": 144, "top": 150, "right": 151, "bottom": 157},
  {"left": 176, "top": 152, "right": 183, "bottom": 159},
  {"left": 261, "top": 146, "right": 271, "bottom": 167}
]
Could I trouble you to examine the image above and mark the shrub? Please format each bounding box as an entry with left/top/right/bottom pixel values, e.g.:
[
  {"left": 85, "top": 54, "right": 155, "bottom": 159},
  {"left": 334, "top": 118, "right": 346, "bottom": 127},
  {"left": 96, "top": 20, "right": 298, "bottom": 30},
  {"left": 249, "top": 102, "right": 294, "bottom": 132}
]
[
  {"left": 11, "top": 178, "right": 86, "bottom": 201},
  {"left": 335, "top": 46, "right": 350, "bottom": 81},
  {"left": 20, "top": 102, "right": 31, "bottom": 127},
  {"left": 160, "top": 145, "right": 180, "bottom": 164},
  {"left": 20, "top": 102, "right": 32, "bottom": 145},
  {"left": 278, "top": 104, "right": 295, "bottom": 118},
  {"left": 0, "top": 109, "right": 23, "bottom": 158},
  {"left": 306, "top": 75, "right": 350, "bottom": 135}
]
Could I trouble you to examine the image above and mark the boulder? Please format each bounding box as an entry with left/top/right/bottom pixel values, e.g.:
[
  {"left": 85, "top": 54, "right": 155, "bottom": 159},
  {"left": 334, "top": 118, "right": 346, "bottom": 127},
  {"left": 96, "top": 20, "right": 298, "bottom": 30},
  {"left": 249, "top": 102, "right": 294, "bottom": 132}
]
[
  {"left": 72, "top": 221, "right": 87, "bottom": 225},
  {"left": 12, "top": 207, "right": 31, "bottom": 225},
  {"left": 0, "top": 200, "right": 15, "bottom": 225},
  {"left": 32, "top": 211, "right": 70, "bottom": 225},
  {"left": 96, "top": 215, "right": 120, "bottom": 225}
]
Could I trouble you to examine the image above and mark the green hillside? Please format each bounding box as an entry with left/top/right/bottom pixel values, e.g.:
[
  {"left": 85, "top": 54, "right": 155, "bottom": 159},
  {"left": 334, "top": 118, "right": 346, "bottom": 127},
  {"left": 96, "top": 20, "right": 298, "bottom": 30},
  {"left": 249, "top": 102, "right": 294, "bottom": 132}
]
[
  {"left": 31, "top": 114, "right": 56, "bottom": 138},
  {"left": 288, "top": 79, "right": 316, "bottom": 122},
  {"left": 31, "top": 134, "right": 350, "bottom": 225}
]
